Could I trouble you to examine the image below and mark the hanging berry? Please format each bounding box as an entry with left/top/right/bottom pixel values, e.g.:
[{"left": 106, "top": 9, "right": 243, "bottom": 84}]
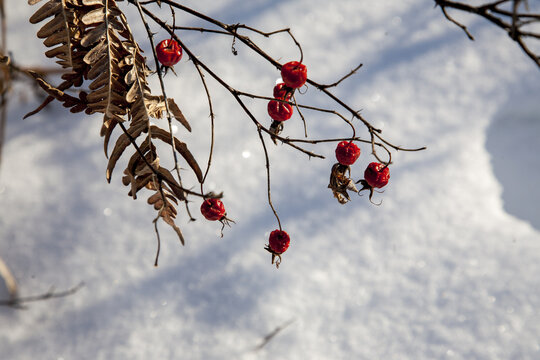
[
  {"left": 156, "top": 39, "right": 183, "bottom": 67},
  {"left": 335, "top": 141, "right": 361, "bottom": 166},
  {"left": 273, "top": 83, "right": 293, "bottom": 100},
  {"left": 268, "top": 230, "right": 290, "bottom": 254},
  {"left": 267, "top": 100, "right": 293, "bottom": 121},
  {"left": 364, "top": 162, "right": 390, "bottom": 189},
  {"left": 200, "top": 198, "right": 234, "bottom": 237},
  {"left": 200, "top": 198, "right": 226, "bottom": 221},
  {"left": 356, "top": 162, "right": 390, "bottom": 204},
  {"left": 281, "top": 61, "right": 308, "bottom": 89},
  {"left": 265, "top": 229, "right": 290, "bottom": 268}
]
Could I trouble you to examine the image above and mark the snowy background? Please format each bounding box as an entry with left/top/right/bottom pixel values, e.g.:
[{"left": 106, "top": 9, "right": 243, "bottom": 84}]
[{"left": 1, "top": 0, "right": 540, "bottom": 359}]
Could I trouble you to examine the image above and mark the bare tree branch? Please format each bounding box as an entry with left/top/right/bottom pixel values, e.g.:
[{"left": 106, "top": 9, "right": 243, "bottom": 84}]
[{"left": 435, "top": 0, "right": 540, "bottom": 68}]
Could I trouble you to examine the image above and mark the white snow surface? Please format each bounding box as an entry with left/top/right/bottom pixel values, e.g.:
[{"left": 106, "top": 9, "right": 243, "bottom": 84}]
[{"left": 1, "top": 0, "right": 540, "bottom": 359}]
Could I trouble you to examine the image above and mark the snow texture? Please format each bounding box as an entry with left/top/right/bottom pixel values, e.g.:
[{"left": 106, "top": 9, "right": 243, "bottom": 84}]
[{"left": 1, "top": 0, "right": 539, "bottom": 359}]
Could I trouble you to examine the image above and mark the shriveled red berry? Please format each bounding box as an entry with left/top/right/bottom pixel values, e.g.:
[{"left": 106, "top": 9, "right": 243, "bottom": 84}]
[
  {"left": 200, "top": 198, "right": 226, "bottom": 221},
  {"left": 335, "top": 141, "right": 361, "bottom": 166},
  {"left": 156, "top": 39, "right": 183, "bottom": 67},
  {"left": 364, "top": 162, "right": 390, "bottom": 188},
  {"left": 273, "top": 83, "right": 292, "bottom": 100},
  {"left": 268, "top": 230, "right": 290, "bottom": 254},
  {"left": 281, "top": 61, "right": 307, "bottom": 89},
  {"left": 267, "top": 100, "right": 293, "bottom": 122}
]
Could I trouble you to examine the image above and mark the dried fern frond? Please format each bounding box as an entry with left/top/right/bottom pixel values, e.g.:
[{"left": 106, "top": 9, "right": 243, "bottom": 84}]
[
  {"left": 25, "top": 0, "right": 91, "bottom": 117},
  {"left": 27, "top": 0, "right": 202, "bottom": 243},
  {"left": 147, "top": 180, "right": 185, "bottom": 244},
  {"left": 29, "top": 0, "right": 78, "bottom": 69}
]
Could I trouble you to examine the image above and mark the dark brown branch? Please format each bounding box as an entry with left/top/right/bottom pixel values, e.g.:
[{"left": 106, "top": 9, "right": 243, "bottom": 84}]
[
  {"left": 253, "top": 319, "right": 295, "bottom": 351},
  {"left": 173, "top": 26, "right": 230, "bottom": 35},
  {"left": 438, "top": 4, "right": 475, "bottom": 40},
  {"left": 137, "top": 7, "right": 325, "bottom": 159},
  {"left": 193, "top": 61, "right": 216, "bottom": 189},
  {"left": 153, "top": 217, "right": 162, "bottom": 266},
  {"left": 233, "top": 91, "right": 357, "bottom": 137},
  {"left": 292, "top": 94, "right": 308, "bottom": 138},
  {"left": 319, "top": 63, "right": 364, "bottom": 89},
  {"left": 435, "top": 0, "right": 540, "bottom": 68},
  {"left": 137, "top": 0, "right": 380, "bottom": 135},
  {"left": 0, "top": 282, "right": 84, "bottom": 309}
]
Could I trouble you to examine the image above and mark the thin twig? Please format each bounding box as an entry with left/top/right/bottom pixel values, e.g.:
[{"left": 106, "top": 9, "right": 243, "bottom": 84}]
[
  {"left": 132, "top": 0, "right": 196, "bottom": 221},
  {"left": 153, "top": 218, "right": 162, "bottom": 266},
  {"left": 319, "top": 63, "right": 364, "bottom": 89},
  {"left": 438, "top": 4, "right": 475, "bottom": 40},
  {"left": 292, "top": 93, "right": 308, "bottom": 138},
  {"left": 253, "top": 319, "right": 295, "bottom": 351},
  {"left": 137, "top": 8, "right": 326, "bottom": 159},
  {"left": 193, "top": 62, "right": 216, "bottom": 190},
  {"left": 0, "top": 282, "right": 84, "bottom": 309},
  {"left": 139, "top": 0, "right": 376, "bottom": 133},
  {"left": 257, "top": 125, "right": 282, "bottom": 231},
  {"left": 435, "top": 0, "right": 539, "bottom": 67}
]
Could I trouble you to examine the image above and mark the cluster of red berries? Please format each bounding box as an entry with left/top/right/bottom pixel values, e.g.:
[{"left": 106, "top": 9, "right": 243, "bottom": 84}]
[
  {"left": 261, "top": 61, "right": 307, "bottom": 265},
  {"left": 330, "top": 141, "right": 390, "bottom": 203},
  {"left": 156, "top": 38, "right": 183, "bottom": 67},
  {"left": 267, "top": 61, "right": 308, "bottom": 138}
]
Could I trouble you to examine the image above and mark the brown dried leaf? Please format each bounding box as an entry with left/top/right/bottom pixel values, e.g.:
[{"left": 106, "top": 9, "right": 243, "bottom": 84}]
[
  {"left": 30, "top": 0, "right": 77, "bottom": 69},
  {"left": 106, "top": 120, "right": 147, "bottom": 181},
  {"left": 26, "top": 70, "right": 87, "bottom": 113},
  {"left": 29, "top": 1, "right": 61, "bottom": 24},
  {"left": 147, "top": 188, "right": 185, "bottom": 245},
  {"left": 155, "top": 167, "right": 186, "bottom": 201},
  {"left": 80, "top": 23, "right": 107, "bottom": 48},
  {"left": 149, "top": 125, "right": 203, "bottom": 183},
  {"left": 82, "top": 0, "right": 108, "bottom": 5},
  {"left": 157, "top": 98, "right": 191, "bottom": 132}
]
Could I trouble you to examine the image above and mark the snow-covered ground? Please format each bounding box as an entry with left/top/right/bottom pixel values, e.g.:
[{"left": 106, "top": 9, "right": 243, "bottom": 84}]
[{"left": 1, "top": 1, "right": 539, "bottom": 359}]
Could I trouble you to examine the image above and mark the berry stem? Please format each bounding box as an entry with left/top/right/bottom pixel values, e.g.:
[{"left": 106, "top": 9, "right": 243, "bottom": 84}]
[
  {"left": 292, "top": 94, "right": 308, "bottom": 138},
  {"left": 169, "top": 4, "right": 176, "bottom": 40},
  {"left": 193, "top": 61, "right": 216, "bottom": 194},
  {"left": 153, "top": 219, "right": 161, "bottom": 267},
  {"left": 257, "top": 125, "right": 282, "bottom": 231}
]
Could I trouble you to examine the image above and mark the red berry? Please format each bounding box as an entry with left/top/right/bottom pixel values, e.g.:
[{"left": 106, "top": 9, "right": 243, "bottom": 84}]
[
  {"left": 364, "top": 162, "right": 390, "bottom": 188},
  {"left": 268, "top": 230, "right": 290, "bottom": 254},
  {"left": 267, "top": 100, "right": 293, "bottom": 122},
  {"left": 281, "top": 61, "right": 307, "bottom": 89},
  {"left": 335, "top": 141, "right": 361, "bottom": 166},
  {"left": 273, "top": 83, "right": 292, "bottom": 100},
  {"left": 156, "top": 39, "right": 183, "bottom": 67},
  {"left": 200, "top": 198, "right": 226, "bottom": 221}
]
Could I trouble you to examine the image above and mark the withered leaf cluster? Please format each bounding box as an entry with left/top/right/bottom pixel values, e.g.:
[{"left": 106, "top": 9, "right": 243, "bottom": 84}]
[
  {"left": 27, "top": 0, "right": 202, "bottom": 243},
  {"left": 328, "top": 163, "right": 358, "bottom": 204}
]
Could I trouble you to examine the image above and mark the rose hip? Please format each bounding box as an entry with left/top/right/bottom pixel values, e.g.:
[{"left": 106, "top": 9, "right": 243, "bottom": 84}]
[
  {"left": 156, "top": 39, "right": 183, "bottom": 67},
  {"left": 281, "top": 61, "right": 307, "bottom": 89}
]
